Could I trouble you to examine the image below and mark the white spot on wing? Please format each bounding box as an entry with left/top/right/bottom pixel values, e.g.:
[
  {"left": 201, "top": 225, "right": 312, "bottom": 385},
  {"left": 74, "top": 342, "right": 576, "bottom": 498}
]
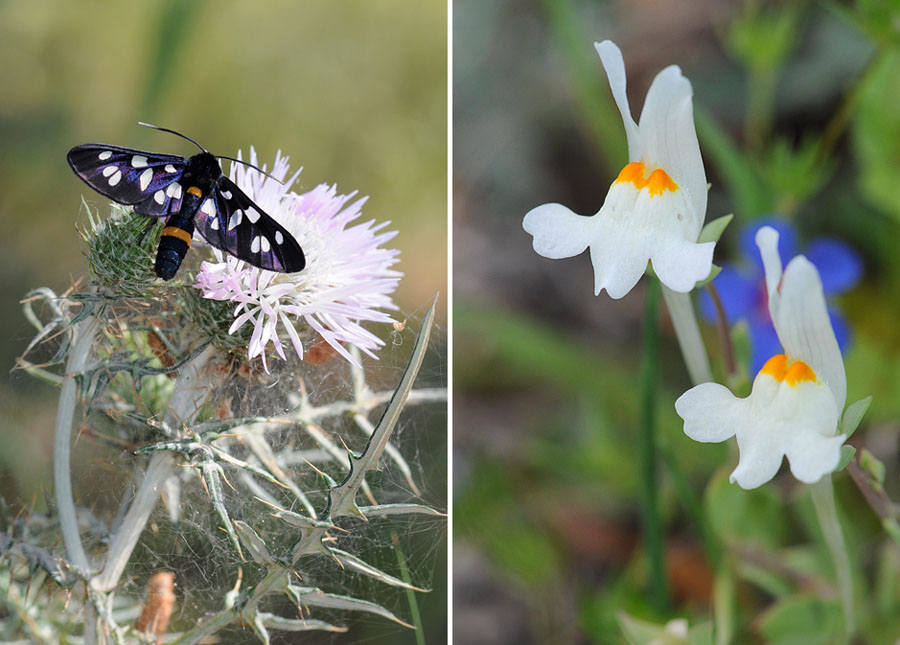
[
  {"left": 228, "top": 209, "right": 243, "bottom": 230},
  {"left": 246, "top": 207, "right": 261, "bottom": 223},
  {"left": 201, "top": 199, "right": 215, "bottom": 216},
  {"left": 260, "top": 236, "right": 271, "bottom": 252},
  {"left": 166, "top": 183, "right": 182, "bottom": 199},
  {"left": 275, "top": 231, "right": 284, "bottom": 245},
  {"left": 98, "top": 151, "right": 112, "bottom": 161},
  {"left": 131, "top": 155, "right": 148, "bottom": 168},
  {"left": 108, "top": 170, "right": 122, "bottom": 186},
  {"left": 210, "top": 216, "right": 220, "bottom": 230},
  {"left": 139, "top": 168, "right": 153, "bottom": 191},
  {"left": 164, "top": 164, "right": 176, "bottom": 173},
  {"left": 221, "top": 190, "right": 232, "bottom": 200},
  {"left": 154, "top": 190, "right": 165, "bottom": 205},
  {"left": 251, "top": 236, "right": 261, "bottom": 253},
  {"left": 102, "top": 166, "right": 116, "bottom": 177}
]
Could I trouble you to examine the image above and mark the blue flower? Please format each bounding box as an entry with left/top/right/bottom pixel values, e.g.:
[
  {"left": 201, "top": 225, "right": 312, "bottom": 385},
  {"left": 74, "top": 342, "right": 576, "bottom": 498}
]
[{"left": 700, "top": 218, "right": 862, "bottom": 376}]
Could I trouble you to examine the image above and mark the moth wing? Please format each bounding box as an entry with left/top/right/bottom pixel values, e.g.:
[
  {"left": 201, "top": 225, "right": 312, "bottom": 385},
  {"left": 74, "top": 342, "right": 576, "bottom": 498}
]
[
  {"left": 194, "top": 177, "right": 306, "bottom": 273},
  {"left": 67, "top": 144, "right": 187, "bottom": 217}
]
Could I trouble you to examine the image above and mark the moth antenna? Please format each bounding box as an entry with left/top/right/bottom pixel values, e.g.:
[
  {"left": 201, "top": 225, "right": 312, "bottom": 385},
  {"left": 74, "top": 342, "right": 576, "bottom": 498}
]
[
  {"left": 138, "top": 122, "right": 206, "bottom": 153},
  {"left": 216, "top": 155, "right": 284, "bottom": 185}
]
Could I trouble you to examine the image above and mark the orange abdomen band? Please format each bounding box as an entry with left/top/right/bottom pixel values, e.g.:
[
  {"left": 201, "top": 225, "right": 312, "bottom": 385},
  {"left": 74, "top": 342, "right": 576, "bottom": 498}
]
[{"left": 161, "top": 227, "right": 192, "bottom": 246}]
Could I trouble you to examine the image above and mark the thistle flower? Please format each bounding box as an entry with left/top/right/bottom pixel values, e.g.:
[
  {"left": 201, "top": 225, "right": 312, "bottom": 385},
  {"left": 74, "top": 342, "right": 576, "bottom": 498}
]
[
  {"left": 676, "top": 226, "right": 847, "bottom": 489},
  {"left": 194, "top": 149, "right": 401, "bottom": 369},
  {"left": 523, "top": 40, "right": 713, "bottom": 298}
]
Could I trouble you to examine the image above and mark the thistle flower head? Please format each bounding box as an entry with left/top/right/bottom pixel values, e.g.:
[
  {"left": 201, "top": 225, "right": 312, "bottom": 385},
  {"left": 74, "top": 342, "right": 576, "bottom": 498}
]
[
  {"left": 81, "top": 203, "right": 161, "bottom": 297},
  {"left": 194, "top": 149, "right": 402, "bottom": 370}
]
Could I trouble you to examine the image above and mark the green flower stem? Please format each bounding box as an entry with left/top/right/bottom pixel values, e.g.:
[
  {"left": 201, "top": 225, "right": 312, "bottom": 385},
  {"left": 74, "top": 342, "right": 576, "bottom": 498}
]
[
  {"left": 745, "top": 67, "right": 777, "bottom": 156},
  {"left": 712, "top": 563, "right": 735, "bottom": 645},
  {"left": 54, "top": 313, "right": 100, "bottom": 573},
  {"left": 660, "top": 285, "right": 712, "bottom": 385},
  {"left": 811, "top": 475, "right": 855, "bottom": 639},
  {"left": 393, "top": 531, "right": 425, "bottom": 645},
  {"left": 704, "top": 282, "right": 738, "bottom": 380},
  {"left": 640, "top": 278, "right": 668, "bottom": 611}
]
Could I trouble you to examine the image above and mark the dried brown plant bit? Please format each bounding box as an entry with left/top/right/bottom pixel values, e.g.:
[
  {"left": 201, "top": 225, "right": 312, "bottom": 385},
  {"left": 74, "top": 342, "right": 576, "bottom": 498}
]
[
  {"left": 304, "top": 335, "right": 341, "bottom": 366},
  {"left": 135, "top": 570, "right": 176, "bottom": 644},
  {"left": 147, "top": 329, "right": 176, "bottom": 372}
]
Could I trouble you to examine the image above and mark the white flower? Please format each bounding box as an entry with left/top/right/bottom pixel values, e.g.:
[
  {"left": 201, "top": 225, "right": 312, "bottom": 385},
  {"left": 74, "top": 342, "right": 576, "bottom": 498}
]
[
  {"left": 194, "top": 149, "right": 401, "bottom": 370},
  {"left": 675, "top": 226, "right": 847, "bottom": 489},
  {"left": 523, "top": 40, "right": 713, "bottom": 298}
]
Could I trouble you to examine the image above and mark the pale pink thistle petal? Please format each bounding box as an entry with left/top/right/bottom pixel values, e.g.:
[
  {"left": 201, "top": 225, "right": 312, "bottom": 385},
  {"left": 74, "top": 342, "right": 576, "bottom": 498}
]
[{"left": 192, "top": 148, "right": 401, "bottom": 369}]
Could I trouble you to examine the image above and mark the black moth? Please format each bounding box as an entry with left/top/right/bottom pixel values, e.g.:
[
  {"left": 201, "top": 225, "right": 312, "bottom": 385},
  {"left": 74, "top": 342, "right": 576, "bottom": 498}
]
[{"left": 67, "top": 123, "right": 305, "bottom": 280}]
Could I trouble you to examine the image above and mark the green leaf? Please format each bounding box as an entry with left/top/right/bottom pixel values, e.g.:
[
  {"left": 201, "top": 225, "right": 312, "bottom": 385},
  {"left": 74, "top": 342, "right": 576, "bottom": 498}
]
[
  {"left": 695, "top": 264, "right": 723, "bottom": 288},
  {"left": 758, "top": 594, "right": 841, "bottom": 644},
  {"left": 725, "top": 1, "right": 802, "bottom": 72},
  {"left": 698, "top": 214, "right": 734, "bottom": 244},
  {"left": 839, "top": 395, "right": 872, "bottom": 437},
  {"left": 705, "top": 468, "right": 785, "bottom": 547},
  {"left": 617, "top": 612, "right": 668, "bottom": 644},
  {"left": 759, "top": 136, "right": 834, "bottom": 214},
  {"left": 688, "top": 622, "right": 714, "bottom": 645},
  {"left": 835, "top": 445, "right": 856, "bottom": 472},
  {"left": 853, "top": 50, "right": 900, "bottom": 222}
]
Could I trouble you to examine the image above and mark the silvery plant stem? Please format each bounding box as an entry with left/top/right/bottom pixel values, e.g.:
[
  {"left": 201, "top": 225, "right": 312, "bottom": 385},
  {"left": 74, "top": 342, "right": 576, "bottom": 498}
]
[
  {"left": 811, "top": 475, "right": 855, "bottom": 639},
  {"left": 661, "top": 285, "right": 712, "bottom": 385},
  {"left": 91, "top": 344, "right": 216, "bottom": 594},
  {"left": 54, "top": 314, "right": 100, "bottom": 573}
]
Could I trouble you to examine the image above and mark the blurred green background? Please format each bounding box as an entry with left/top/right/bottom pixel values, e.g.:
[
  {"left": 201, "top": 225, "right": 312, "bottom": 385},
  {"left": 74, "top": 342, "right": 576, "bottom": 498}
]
[
  {"left": 454, "top": 0, "right": 900, "bottom": 643},
  {"left": 0, "top": 1, "right": 446, "bottom": 642}
]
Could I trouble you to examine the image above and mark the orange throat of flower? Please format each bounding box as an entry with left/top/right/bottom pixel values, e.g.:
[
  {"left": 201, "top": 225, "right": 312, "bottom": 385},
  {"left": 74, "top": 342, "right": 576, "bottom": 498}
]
[
  {"left": 760, "top": 353, "right": 818, "bottom": 385},
  {"left": 614, "top": 161, "right": 679, "bottom": 197}
]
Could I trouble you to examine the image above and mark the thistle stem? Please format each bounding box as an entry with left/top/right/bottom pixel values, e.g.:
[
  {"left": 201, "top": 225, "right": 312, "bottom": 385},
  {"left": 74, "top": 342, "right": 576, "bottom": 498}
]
[
  {"left": 91, "top": 344, "right": 216, "bottom": 593},
  {"left": 811, "top": 475, "right": 855, "bottom": 639},
  {"left": 640, "top": 278, "right": 668, "bottom": 611},
  {"left": 54, "top": 313, "right": 100, "bottom": 573},
  {"left": 660, "top": 285, "right": 712, "bottom": 385}
]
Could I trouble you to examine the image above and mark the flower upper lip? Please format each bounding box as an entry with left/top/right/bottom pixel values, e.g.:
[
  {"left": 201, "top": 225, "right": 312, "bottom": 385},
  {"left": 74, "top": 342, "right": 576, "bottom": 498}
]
[{"left": 522, "top": 40, "right": 715, "bottom": 298}]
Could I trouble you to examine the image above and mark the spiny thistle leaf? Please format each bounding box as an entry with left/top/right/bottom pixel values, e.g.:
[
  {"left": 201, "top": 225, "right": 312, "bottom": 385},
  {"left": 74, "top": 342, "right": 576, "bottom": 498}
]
[
  {"left": 233, "top": 521, "right": 275, "bottom": 566},
  {"left": 200, "top": 461, "right": 243, "bottom": 560},
  {"left": 359, "top": 504, "right": 446, "bottom": 518},
  {"left": 328, "top": 299, "right": 436, "bottom": 519},
  {"left": 319, "top": 547, "right": 430, "bottom": 592},
  {"left": 256, "top": 612, "right": 347, "bottom": 633},
  {"left": 285, "top": 585, "right": 413, "bottom": 629}
]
